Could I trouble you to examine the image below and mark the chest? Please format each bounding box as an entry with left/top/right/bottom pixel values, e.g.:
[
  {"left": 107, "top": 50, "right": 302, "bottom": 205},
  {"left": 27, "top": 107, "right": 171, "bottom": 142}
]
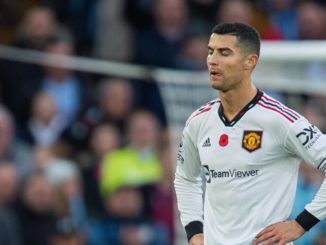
[{"left": 196, "top": 120, "right": 285, "bottom": 170}]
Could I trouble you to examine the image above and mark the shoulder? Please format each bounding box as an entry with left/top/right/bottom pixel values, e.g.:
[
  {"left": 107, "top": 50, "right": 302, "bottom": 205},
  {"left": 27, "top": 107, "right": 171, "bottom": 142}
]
[
  {"left": 256, "top": 93, "right": 302, "bottom": 125},
  {"left": 186, "top": 98, "right": 220, "bottom": 127}
]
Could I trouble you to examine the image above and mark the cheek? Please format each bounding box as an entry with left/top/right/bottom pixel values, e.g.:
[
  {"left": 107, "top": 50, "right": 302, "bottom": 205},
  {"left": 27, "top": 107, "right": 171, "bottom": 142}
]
[{"left": 228, "top": 60, "right": 245, "bottom": 74}]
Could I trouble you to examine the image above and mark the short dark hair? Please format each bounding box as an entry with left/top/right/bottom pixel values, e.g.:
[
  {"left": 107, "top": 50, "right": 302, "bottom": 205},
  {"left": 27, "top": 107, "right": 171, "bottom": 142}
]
[{"left": 212, "top": 22, "right": 260, "bottom": 57}]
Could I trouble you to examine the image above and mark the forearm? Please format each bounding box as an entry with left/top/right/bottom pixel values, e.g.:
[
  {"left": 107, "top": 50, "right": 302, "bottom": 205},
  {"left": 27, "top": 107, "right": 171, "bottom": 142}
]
[
  {"left": 175, "top": 125, "right": 204, "bottom": 241},
  {"left": 296, "top": 173, "right": 326, "bottom": 230},
  {"left": 174, "top": 170, "right": 204, "bottom": 228}
]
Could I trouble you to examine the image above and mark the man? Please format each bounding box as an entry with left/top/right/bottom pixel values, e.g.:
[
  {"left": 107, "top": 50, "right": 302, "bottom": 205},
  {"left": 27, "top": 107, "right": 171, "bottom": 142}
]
[{"left": 174, "top": 22, "right": 326, "bottom": 245}]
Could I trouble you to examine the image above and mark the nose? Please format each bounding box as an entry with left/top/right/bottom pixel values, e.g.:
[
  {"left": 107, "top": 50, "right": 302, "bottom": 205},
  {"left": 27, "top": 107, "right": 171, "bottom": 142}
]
[{"left": 207, "top": 52, "right": 218, "bottom": 66}]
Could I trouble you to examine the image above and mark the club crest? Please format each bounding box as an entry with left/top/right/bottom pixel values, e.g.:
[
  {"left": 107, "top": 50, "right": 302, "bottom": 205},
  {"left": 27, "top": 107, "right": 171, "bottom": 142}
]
[{"left": 242, "top": 130, "right": 263, "bottom": 152}]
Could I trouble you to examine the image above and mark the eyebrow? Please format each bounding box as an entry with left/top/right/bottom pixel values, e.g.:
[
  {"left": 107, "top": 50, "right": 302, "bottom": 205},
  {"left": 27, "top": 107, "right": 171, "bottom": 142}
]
[
  {"left": 218, "top": 48, "right": 232, "bottom": 53},
  {"left": 207, "top": 46, "right": 232, "bottom": 52}
]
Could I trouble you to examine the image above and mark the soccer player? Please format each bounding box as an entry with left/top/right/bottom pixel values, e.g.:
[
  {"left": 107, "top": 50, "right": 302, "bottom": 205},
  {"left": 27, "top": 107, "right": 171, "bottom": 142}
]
[{"left": 174, "top": 22, "right": 326, "bottom": 245}]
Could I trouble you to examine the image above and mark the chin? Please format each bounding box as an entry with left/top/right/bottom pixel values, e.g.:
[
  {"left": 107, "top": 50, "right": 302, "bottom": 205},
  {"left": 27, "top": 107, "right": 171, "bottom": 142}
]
[{"left": 210, "top": 81, "right": 222, "bottom": 91}]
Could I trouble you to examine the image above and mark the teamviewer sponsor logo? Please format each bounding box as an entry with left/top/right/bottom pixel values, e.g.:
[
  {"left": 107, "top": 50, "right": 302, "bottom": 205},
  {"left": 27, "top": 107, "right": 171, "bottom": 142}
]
[
  {"left": 296, "top": 124, "right": 321, "bottom": 150},
  {"left": 203, "top": 165, "right": 211, "bottom": 183},
  {"left": 203, "top": 165, "right": 259, "bottom": 183}
]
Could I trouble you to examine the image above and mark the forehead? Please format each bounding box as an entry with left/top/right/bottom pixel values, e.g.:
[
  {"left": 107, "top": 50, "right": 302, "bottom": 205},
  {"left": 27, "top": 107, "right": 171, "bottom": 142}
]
[{"left": 208, "top": 33, "right": 239, "bottom": 50}]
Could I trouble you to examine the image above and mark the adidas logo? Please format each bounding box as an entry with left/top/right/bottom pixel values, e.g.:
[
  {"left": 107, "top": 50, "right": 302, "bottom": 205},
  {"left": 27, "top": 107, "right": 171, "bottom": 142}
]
[{"left": 203, "top": 137, "right": 211, "bottom": 147}]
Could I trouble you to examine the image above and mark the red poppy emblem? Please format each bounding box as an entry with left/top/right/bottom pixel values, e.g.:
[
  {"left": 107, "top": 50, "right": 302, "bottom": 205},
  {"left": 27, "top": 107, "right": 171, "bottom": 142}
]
[{"left": 219, "top": 134, "right": 228, "bottom": 147}]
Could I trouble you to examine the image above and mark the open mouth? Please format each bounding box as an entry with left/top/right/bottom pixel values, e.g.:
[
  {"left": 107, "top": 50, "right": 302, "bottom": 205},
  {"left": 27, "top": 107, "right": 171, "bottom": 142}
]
[{"left": 210, "top": 71, "right": 222, "bottom": 76}]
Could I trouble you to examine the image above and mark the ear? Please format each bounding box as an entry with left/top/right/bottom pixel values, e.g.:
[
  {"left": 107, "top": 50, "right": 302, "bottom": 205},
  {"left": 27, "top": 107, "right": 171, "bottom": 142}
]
[{"left": 244, "top": 55, "right": 258, "bottom": 70}]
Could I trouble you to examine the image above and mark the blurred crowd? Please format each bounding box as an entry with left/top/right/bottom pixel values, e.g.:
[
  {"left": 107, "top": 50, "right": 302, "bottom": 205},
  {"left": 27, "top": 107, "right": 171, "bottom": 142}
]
[{"left": 0, "top": 0, "right": 325, "bottom": 244}]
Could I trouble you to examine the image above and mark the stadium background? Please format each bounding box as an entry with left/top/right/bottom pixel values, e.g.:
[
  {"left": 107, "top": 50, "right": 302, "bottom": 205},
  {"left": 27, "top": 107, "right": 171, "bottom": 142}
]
[{"left": 0, "top": 0, "right": 325, "bottom": 244}]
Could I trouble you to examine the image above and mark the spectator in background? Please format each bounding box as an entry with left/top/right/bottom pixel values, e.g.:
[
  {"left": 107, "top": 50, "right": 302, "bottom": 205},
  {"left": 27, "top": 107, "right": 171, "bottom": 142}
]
[
  {"left": 0, "top": 6, "right": 72, "bottom": 124},
  {"left": 45, "top": 159, "right": 88, "bottom": 235},
  {"left": 41, "top": 39, "right": 87, "bottom": 129},
  {"left": 187, "top": 0, "right": 220, "bottom": 28},
  {"left": 0, "top": 106, "right": 14, "bottom": 161},
  {"left": 99, "top": 110, "right": 163, "bottom": 198},
  {"left": 0, "top": 0, "right": 27, "bottom": 44},
  {"left": 89, "top": 124, "right": 120, "bottom": 163},
  {"left": 124, "top": 0, "right": 154, "bottom": 31},
  {"left": 296, "top": 1, "right": 326, "bottom": 40},
  {"left": 93, "top": 0, "right": 134, "bottom": 61},
  {"left": 176, "top": 26, "right": 209, "bottom": 70},
  {"left": 0, "top": 163, "right": 19, "bottom": 206},
  {"left": 258, "top": 0, "right": 298, "bottom": 39},
  {"left": 131, "top": 0, "right": 185, "bottom": 126},
  {"left": 80, "top": 124, "right": 120, "bottom": 218},
  {"left": 46, "top": 0, "right": 98, "bottom": 55},
  {"left": 99, "top": 110, "right": 164, "bottom": 235},
  {"left": 88, "top": 172, "right": 168, "bottom": 244},
  {"left": 217, "top": 0, "right": 283, "bottom": 40},
  {"left": 33, "top": 145, "right": 56, "bottom": 172},
  {"left": 134, "top": 0, "right": 189, "bottom": 68},
  {"left": 64, "top": 77, "right": 134, "bottom": 150},
  {"left": 0, "top": 163, "right": 21, "bottom": 245},
  {"left": 150, "top": 141, "right": 175, "bottom": 245},
  {"left": 96, "top": 79, "right": 134, "bottom": 137},
  {"left": 217, "top": 0, "right": 251, "bottom": 25},
  {"left": 51, "top": 216, "right": 85, "bottom": 245},
  {"left": 132, "top": 77, "right": 168, "bottom": 128},
  {"left": 15, "top": 171, "right": 56, "bottom": 245},
  {"left": 296, "top": 1, "right": 326, "bottom": 86},
  {"left": 14, "top": 6, "right": 72, "bottom": 50},
  {"left": 0, "top": 105, "right": 33, "bottom": 178},
  {"left": 20, "top": 92, "right": 65, "bottom": 146},
  {"left": 299, "top": 105, "right": 325, "bottom": 132}
]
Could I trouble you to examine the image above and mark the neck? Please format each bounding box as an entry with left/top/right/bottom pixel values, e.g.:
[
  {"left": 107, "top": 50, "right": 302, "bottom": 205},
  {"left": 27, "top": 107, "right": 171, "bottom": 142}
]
[{"left": 219, "top": 82, "right": 257, "bottom": 121}]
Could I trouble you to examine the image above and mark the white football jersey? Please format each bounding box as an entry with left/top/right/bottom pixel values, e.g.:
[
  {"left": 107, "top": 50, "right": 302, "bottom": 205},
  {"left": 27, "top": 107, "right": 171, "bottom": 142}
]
[{"left": 174, "top": 90, "right": 326, "bottom": 245}]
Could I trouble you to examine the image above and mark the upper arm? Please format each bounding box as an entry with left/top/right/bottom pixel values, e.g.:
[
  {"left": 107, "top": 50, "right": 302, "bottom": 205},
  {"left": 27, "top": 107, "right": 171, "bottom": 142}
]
[
  {"left": 284, "top": 118, "right": 326, "bottom": 172},
  {"left": 176, "top": 127, "right": 202, "bottom": 181}
]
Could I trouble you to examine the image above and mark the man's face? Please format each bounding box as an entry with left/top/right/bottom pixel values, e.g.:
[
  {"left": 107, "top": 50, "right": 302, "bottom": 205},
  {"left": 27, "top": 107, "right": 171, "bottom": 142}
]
[{"left": 207, "top": 33, "right": 247, "bottom": 92}]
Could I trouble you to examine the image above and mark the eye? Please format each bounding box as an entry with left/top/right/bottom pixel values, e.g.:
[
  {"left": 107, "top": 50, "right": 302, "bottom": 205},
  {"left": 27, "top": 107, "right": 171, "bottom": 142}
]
[
  {"left": 208, "top": 48, "right": 213, "bottom": 55},
  {"left": 219, "top": 48, "right": 232, "bottom": 56},
  {"left": 221, "top": 51, "right": 230, "bottom": 56}
]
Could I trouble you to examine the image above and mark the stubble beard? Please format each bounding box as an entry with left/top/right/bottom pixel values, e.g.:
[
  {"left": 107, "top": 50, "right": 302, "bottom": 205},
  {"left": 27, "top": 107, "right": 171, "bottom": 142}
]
[{"left": 210, "top": 79, "right": 224, "bottom": 92}]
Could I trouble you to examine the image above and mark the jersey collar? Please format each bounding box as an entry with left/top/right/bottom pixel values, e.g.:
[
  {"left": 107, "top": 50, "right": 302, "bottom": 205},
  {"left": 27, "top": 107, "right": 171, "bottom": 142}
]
[{"left": 218, "top": 89, "right": 263, "bottom": 127}]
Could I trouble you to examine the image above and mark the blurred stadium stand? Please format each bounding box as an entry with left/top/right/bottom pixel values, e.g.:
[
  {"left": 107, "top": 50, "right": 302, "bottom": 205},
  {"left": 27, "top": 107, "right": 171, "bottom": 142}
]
[{"left": 0, "top": 1, "right": 325, "bottom": 244}]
